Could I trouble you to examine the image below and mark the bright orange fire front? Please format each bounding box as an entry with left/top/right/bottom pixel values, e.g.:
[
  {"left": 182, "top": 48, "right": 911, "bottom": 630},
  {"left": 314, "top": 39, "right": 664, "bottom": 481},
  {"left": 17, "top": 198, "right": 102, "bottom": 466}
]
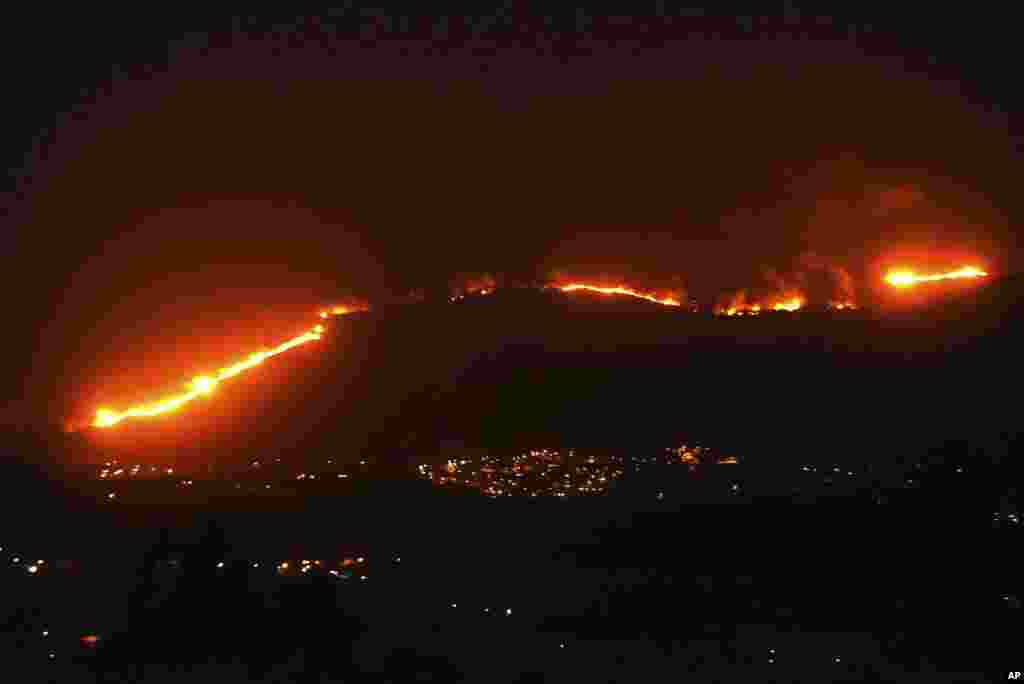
[
  {"left": 884, "top": 266, "right": 988, "bottom": 288},
  {"left": 721, "top": 304, "right": 761, "bottom": 317},
  {"left": 717, "top": 291, "right": 805, "bottom": 316},
  {"left": 91, "top": 324, "right": 326, "bottom": 428},
  {"left": 558, "top": 284, "right": 681, "bottom": 307},
  {"left": 770, "top": 296, "right": 805, "bottom": 312},
  {"left": 319, "top": 303, "right": 369, "bottom": 319}
]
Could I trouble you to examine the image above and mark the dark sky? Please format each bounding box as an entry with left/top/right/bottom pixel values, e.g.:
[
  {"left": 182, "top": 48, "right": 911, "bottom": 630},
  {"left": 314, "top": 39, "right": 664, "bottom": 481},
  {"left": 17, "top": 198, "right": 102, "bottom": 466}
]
[{"left": 2, "top": 7, "right": 1020, "bottom": 425}]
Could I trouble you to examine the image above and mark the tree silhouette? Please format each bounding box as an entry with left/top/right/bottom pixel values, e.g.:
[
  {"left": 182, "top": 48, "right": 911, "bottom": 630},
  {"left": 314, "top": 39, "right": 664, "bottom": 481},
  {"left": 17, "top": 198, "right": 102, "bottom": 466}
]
[{"left": 93, "top": 519, "right": 364, "bottom": 680}]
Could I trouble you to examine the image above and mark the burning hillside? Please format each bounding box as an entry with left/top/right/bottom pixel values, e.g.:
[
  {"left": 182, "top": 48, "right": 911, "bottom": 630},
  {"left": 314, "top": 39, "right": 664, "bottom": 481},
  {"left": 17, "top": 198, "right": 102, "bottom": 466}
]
[
  {"left": 319, "top": 298, "right": 371, "bottom": 318},
  {"left": 543, "top": 271, "right": 686, "bottom": 308},
  {"left": 713, "top": 256, "right": 859, "bottom": 315},
  {"left": 555, "top": 283, "right": 683, "bottom": 308},
  {"left": 89, "top": 324, "right": 327, "bottom": 429},
  {"left": 81, "top": 260, "right": 997, "bottom": 431},
  {"left": 449, "top": 273, "right": 498, "bottom": 302},
  {"left": 86, "top": 300, "right": 369, "bottom": 431},
  {"left": 715, "top": 290, "right": 807, "bottom": 316}
]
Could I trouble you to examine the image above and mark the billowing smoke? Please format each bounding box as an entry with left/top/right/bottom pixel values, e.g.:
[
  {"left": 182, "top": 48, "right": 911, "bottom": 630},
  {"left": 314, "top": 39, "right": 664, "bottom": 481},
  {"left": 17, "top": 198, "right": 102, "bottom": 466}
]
[
  {"left": 832, "top": 266, "right": 856, "bottom": 305},
  {"left": 714, "top": 289, "right": 752, "bottom": 315},
  {"left": 870, "top": 185, "right": 926, "bottom": 216},
  {"left": 762, "top": 266, "right": 806, "bottom": 299},
  {"left": 795, "top": 252, "right": 857, "bottom": 308},
  {"left": 666, "top": 274, "right": 690, "bottom": 309},
  {"left": 715, "top": 254, "right": 857, "bottom": 314}
]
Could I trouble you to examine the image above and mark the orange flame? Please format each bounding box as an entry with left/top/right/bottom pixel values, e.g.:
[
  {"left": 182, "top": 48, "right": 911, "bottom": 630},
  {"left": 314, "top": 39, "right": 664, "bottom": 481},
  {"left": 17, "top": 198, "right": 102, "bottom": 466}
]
[
  {"left": 319, "top": 302, "right": 369, "bottom": 319},
  {"left": 92, "top": 324, "right": 325, "bottom": 428},
  {"left": 770, "top": 296, "right": 805, "bottom": 312},
  {"left": 450, "top": 274, "right": 498, "bottom": 301},
  {"left": 884, "top": 266, "right": 988, "bottom": 288},
  {"left": 716, "top": 290, "right": 805, "bottom": 316},
  {"left": 720, "top": 304, "right": 761, "bottom": 317},
  {"left": 558, "top": 284, "right": 681, "bottom": 307}
]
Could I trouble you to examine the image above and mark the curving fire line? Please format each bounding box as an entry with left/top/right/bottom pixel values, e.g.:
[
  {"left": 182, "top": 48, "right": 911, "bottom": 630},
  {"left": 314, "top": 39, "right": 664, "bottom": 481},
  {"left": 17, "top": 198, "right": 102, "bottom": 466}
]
[
  {"left": 92, "top": 324, "right": 326, "bottom": 428},
  {"left": 558, "top": 284, "right": 681, "bottom": 307},
  {"left": 885, "top": 266, "right": 988, "bottom": 288}
]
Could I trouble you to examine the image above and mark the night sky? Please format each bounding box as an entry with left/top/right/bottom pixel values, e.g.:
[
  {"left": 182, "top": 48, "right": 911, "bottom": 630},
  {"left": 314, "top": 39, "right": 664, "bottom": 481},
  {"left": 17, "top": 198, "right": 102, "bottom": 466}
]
[{"left": 2, "top": 7, "right": 1020, "bottom": 425}]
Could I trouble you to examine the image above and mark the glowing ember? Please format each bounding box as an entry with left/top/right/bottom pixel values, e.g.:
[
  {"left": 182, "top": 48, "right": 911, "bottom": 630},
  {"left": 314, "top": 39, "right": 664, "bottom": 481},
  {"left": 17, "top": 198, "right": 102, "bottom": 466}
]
[
  {"left": 558, "top": 284, "right": 681, "bottom": 307},
  {"left": 885, "top": 266, "right": 988, "bottom": 288},
  {"left": 92, "top": 324, "right": 325, "bottom": 428},
  {"left": 829, "top": 301, "right": 857, "bottom": 311}
]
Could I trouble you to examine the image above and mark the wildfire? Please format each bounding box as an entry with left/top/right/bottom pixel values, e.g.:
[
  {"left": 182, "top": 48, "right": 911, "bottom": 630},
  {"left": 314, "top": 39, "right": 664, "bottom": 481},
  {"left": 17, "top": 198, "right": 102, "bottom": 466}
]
[
  {"left": 770, "top": 296, "right": 805, "bottom": 312},
  {"left": 721, "top": 304, "right": 760, "bottom": 317},
  {"left": 450, "top": 273, "right": 498, "bottom": 302},
  {"left": 91, "top": 324, "right": 326, "bottom": 428},
  {"left": 717, "top": 291, "right": 805, "bottom": 316},
  {"left": 558, "top": 284, "right": 681, "bottom": 307},
  {"left": 884, "top": 266, "right": 988, "bottom": 288},
  {"left": 449, "top": 288, "right": 492, "bottom": 302},
  {"left": 318, "top": 303, "right": 368, "bottom": 319}
]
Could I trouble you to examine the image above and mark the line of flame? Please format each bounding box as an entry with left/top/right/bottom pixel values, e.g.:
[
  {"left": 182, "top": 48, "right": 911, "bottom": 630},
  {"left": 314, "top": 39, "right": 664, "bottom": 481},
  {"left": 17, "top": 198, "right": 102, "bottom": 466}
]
[
  {"left": 320, "top": 305, "right": 361, "bottom": 319},
  {"left": 558, "top": 284, "right": 681, "bottom": 307},
  {"left": 885, "top": 266, "right": 988, "bottom": 288},
  {"left": 92, "top": 324, "right": 325, "bottom": 428}
]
